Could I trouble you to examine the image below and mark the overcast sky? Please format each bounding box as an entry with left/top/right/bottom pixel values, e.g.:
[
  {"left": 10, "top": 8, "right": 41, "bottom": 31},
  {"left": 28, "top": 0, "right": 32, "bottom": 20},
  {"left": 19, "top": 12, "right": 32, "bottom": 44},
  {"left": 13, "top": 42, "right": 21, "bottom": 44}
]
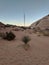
[{"left": 0, "top": 0, "right": 49, "bottom": 26}]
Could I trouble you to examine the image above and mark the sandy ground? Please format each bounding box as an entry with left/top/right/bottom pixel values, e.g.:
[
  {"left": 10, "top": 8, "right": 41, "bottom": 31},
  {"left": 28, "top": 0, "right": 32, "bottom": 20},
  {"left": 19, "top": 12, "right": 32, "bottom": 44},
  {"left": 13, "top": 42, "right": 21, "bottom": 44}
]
[{"left": 0, "top": 29, "right": 49, "bottom": 65}]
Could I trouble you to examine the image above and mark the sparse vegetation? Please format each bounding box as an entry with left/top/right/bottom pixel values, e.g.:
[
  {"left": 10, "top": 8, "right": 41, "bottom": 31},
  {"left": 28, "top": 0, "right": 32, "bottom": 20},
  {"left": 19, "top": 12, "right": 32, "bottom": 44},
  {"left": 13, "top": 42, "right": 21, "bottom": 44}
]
[
  {"left": 2, "top": 31, "right": 16, "bottom": 41},
  {"left": 22, "top": 36, "right": 31, "bottom": 50},
  {"left": 22, "top": 36, "right": 31, "bottom": 44}
]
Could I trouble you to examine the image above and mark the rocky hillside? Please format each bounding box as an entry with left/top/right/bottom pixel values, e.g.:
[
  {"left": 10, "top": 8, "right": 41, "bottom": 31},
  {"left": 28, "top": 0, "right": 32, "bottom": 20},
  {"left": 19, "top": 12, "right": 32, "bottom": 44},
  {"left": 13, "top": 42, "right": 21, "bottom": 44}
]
[{"left": 30, "top": 15, "right": 49, "bottom": 30}]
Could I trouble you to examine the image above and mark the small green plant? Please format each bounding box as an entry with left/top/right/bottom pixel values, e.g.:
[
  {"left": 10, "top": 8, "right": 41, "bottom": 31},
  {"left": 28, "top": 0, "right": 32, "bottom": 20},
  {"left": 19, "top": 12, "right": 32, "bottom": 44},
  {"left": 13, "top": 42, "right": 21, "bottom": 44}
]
[
  {"left": 22, "top": 36, "right": 31, "bottom": 50},
  {"left": 22, "top": 36, "right": 30, "bottom": 44},
  {"left": 3, "top": 31, "right": 15, "bottom": 41}
]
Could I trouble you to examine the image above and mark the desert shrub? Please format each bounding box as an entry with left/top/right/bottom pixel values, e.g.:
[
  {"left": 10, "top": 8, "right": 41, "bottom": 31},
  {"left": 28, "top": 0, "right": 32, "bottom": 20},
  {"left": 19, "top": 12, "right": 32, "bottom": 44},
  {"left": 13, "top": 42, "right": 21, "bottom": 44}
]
[
  {"left": 3, "top": 31, "right": 15, "bottom": 41},
  {"left": 22, "top": 36, "right": 31, "bottom": 50},
  {"left": 22, "top": 36, "right": 31, "bottom": 44}
]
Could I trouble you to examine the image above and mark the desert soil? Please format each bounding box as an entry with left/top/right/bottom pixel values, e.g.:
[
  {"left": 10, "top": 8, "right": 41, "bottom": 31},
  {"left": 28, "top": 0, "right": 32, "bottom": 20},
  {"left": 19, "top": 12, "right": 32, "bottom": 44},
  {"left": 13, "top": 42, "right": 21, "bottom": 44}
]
[{"left": 0, "top": 29, "right": 49, "bottom": 65}]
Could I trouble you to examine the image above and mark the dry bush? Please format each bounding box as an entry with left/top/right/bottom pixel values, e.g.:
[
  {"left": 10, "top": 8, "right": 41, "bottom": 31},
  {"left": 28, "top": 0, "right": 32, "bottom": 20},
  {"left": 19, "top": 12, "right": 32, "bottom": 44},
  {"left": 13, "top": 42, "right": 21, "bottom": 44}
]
[
  {"left": 22, "top": 36, "right": 31, "bottom": 44},
  {"left": 2, "top": 31, "right": 16, "bottom": 41},
  {"left": 22, "top": 36, "right": 31, "bottom": 50}
]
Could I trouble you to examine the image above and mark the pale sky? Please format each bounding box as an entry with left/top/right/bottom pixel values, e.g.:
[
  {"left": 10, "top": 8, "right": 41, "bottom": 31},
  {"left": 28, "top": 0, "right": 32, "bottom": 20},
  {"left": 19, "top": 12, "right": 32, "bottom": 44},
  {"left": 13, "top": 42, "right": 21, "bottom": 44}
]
[{"left": 0, "top": 0, "right": 49, "bottom": 26}]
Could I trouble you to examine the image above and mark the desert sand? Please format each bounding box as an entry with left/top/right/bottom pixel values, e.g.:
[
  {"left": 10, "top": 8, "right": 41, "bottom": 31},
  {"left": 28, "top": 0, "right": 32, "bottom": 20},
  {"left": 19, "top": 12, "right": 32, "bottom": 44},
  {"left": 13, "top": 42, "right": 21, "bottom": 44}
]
[{"left": 0, "top": 27, "right": 49, "bottom": 65}]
